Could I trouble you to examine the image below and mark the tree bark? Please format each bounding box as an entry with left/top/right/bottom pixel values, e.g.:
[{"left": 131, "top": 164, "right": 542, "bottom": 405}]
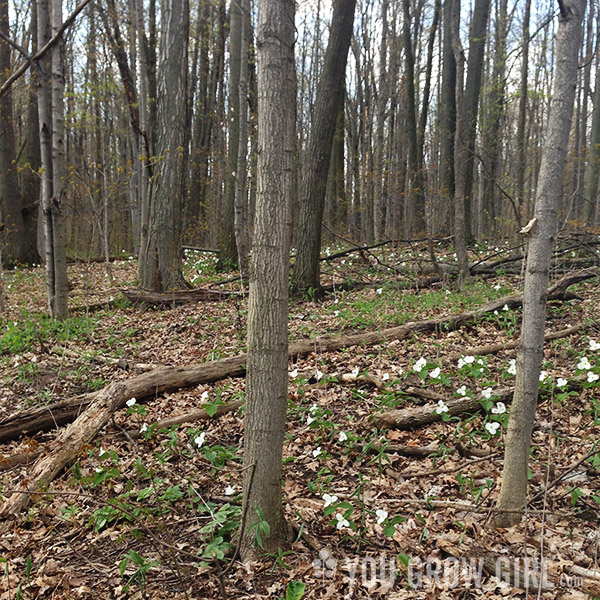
[
  {"left": 240, "top": 0, "right": 296, "bottom": 557},
  {"left": 138, "top": 0, "right": 189, "bottom": 291},
  {"left": 495, "top": 0, "right": 585, "bottom": 528},
  {"left": 292, "top": 0, "right": 357, "bottom": 295}
]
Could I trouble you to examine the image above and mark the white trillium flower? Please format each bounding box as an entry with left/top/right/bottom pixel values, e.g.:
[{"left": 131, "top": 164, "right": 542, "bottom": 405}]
[
  {"left": 485, "top": 422, "right": 500, "bottom": 435},
  {"left": 481, "top": 387, "right": 494, "bottom": 399},
  {"left": 126, "top": 398, "right": 136, "bottom": 407},
  {"left": 194, "top": 432, "right": 206, "bottom": 448},
  {"left": 578, "top": 357, "right": 592, "bottom": 371},
  {"left": 429, "top": 367, "right": 441, "bottom": 379},
  {"left": 507, "top": 359, "right": 517, "bottom": 375},
  {"left": 491, "top": 402, "right": 506, "bottom": 415},
  {"left": 309, "top": 404, "right": 319, "bottom": 414},
  {"left": 539, "top": 371, "right": 548, "bottom": 382},
  {"left": 494, "top": 283, "right": 501, "bottom": 291},
  {"left": 456, "top": 385, "right": 467, "bottom": 396},
  {"left": 289, "top": 368, "right": 299, "bottom": 378},
  {"left": 139, "top": 423, "right": 148, "bottom": 433},
  {"left": 316, "top": 369, "right": 324, "bottom": 381},
  {"left": 306, "top": 416, "right": 315, "bottom": 426},
  {"left": 502, "top": 304, "right": 509, "bottom": 311},
  {"left": 557, "top": 377, "right": 568, "bottom": 388},
  {"left": 382, "top": 372, "right": 389, "bottom": 381},
  {"left": 312, "top": 447, "right": 322, "bottom": 458},
  {"left": 200, "top": 390, "right": 209, "bottom": 401},
  {"left": 225, "top": 485, "right": 236, "bottom": 496},
  {"left": 435, "top": 400, "right": 449, "bottom": 414},
  {"left": 589, "top": 339, "right": 600, "bottom": 351},
  {"left": 323, "top": 493, "right": 338, "bottom": 507},
  {"left": 375, "top": 509, "right": 388, "bottom": 524},
  {"left": 376, "top": 288, "right": 383, "bottom": 295},
  {"left": 413, "top": 357, "right": 427, "bottom": 373},
  {"left": 587, "top": 372, "right": 599, "bottom": 383},
  {"left": 338, "top": 431, "right": 348, "bottom": 442},
  {"left": 351, "top": 366, "right": 360, "bottom": 376},
  {"left": 335, "top": 513, "right": 349, "bottom": 530}
]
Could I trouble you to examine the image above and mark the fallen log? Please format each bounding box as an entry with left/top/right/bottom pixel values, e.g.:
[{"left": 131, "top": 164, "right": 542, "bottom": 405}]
[
  {"left": 121, "top": 287, "right": 244, "bottom": 306},
  {"left": 445, "top": 323, "right": 584, "bottom": 363},
  {"left": 376, "top": 387, "right": 513, "bottom": 429},
  {"left": 1, "top": 382, "right": 127, "bottom": 517},
  {"left": 1, "top": 267, "right": 595, "bottom": 443}
]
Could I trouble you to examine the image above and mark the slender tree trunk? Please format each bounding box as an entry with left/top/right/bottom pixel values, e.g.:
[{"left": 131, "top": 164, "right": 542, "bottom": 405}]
[
  {"left": 450, "top": 0, "right": 470, "bottom": 286},
  {"left": 585, "top": 63, "right": 600, "bottom": 224},
  {"left": 218, "top": 0, "right": 243, "bottom": 269},
  {"left": 240, "top": 0, "right": 295, "bottom": 558},
  {"left": 459, "top": 0, "right": 491, "bottom": 242},
  {"left": 438, "top": 0, "right": 456, "bottom": 232},
  {"left": 292, "top": 0, "right": 357, "bottom": 295},
  {"left": 515, "top": 0, "right": 531, "bottom": 217},
  {"left": 495, "top": 0, "right": 585, "bottom": 528},
  {"left": 481, "top": 0, "right": 508, "bottom": 234},
  {"left": 233, "top": 0, "right": 251, "bottom": 281},
  {"left": 138, "top": 0, "right": 189, "bottom": 291}
]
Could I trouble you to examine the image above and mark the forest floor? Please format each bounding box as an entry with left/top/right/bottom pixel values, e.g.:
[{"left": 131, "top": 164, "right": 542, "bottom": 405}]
[{"left": 0, "top": 241, "right": 599, "bottom": 600}]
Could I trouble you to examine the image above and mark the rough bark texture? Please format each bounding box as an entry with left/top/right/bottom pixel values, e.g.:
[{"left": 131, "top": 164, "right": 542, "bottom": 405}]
[
  {"left": 495, "top": 0, "right": 585, "bottom": 528},
  {"left": 138, "top": 0, "right": 189, "bottom": 291},
  {"left": 240, "top": 0, "right": 296, "bottom": 557},
  {"left": 292, "top": 0, "right": 357, "bottom": 295},
  {"left": 120, "top": 287, "right": 242, "bottom": 305},
  {"left": 2, "top": 268, "right": 593, "bottom": 444}
]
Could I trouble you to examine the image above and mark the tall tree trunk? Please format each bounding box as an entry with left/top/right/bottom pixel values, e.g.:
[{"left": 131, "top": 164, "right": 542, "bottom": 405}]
[
  {"left": 438, "top": 0, "right": 456, "bottom": 232},
  {"left": 585, "top": 63, "right": 600, "bottom": 224},
  {"left": 450, "top": 0, "right": 470, "bottom": 286},
  {"left": 240, "top": 0, "right": 295, "bottom": 558},
  {"left": 292, "top": 0, "right": 357, "bottom": 295},
  {"left": 480, "top": 0, "right": 508, "bottom": 234},
  {"left": 495, "top": 0, "right": 585, "bottom": 528},
  {"left": 0, "top": 0, "right": 30, "bottom": 265},
  {"left": 218, "top": 0, "right": 243, "bottom": 270},
  {"left": 233, "top": 0, "right": 251, "bottom": 282},
  {"left": 515, "top": 0, "right": 531, "bottom": 217},
  {"left": 459, "top": 0, "right": 491, "bottom": 243},
  {"left": 138, "top": 0, "right": 189, "bottom": 291}
]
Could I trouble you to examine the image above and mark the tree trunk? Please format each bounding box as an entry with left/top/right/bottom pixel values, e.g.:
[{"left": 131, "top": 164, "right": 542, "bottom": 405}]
[
  {"left": 438, "top": 0, "right": 456, "bottom": 232},
  {"left": 515, "top": 0, "right": 531, "bottom": 219},
  {"left": 0, "top": 0, "right": 33, "bottom": 266},
  {"left": 495, "top": 0, "right": 585, "bottom": 528},
  {"left": 138, "top": 0, "right": 189, "bottom": 291},
  {"left": 218, "top": 0, "right": 243, "bottom": 270},
  {"left": 449, "top": 0, "right": 470, "bottom": 286},
  {"left": 233, "top": 0, "right": 251, "bottom": 282},
  {"left": 240, "top": 0, "right": 296, "bottom": 557},
  {"left": 292, "top": 0, "right": 357, "bottom": 295}
]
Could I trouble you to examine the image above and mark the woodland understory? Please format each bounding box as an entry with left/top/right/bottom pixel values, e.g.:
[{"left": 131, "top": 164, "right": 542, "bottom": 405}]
[{"left": 1, "top": 238, "right": 600, "bottom": 600}]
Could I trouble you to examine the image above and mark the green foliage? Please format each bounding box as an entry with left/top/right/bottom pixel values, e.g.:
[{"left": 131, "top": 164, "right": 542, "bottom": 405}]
[{"left": 119, "top": 550, "right": 159, "bottom": 593}]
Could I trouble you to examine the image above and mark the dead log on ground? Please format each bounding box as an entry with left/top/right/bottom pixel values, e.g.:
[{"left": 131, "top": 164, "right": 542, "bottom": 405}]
[
  {"left": 1, "top": 382, "right": 127, "bottom": 517},
  {"left": 376, "top": 388, "right": 513, "bottom": 429},
  {"left": 445, "top": 323, "right": 584, "bottom": 363},
  {"left": 1, "top": 267, "right": 595, "bottom": 443},
  {"left": 121, "top": 287, "right": 244, "bottom": 306}
]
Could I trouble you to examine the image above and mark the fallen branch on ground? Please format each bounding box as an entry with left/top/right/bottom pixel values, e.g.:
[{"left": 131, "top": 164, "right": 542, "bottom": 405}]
[{"left": 120, "top": 287, "right": 243, "bottom": 306}]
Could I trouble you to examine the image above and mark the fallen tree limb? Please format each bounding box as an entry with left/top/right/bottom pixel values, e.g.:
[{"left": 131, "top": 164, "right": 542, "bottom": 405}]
[
  {"left": 376, "top": 387, "right": 513, "bottom": 429},
  {"left": 1, "top": 382, "right": 127, "bottom": 517},
  {"left": 120, "top": 287, "right": 243, "bottom": 306},
  {"left": 1, "top": 267, "right": 595, "bottom": 444},
  {"left": 446, "top": 323, "right": 584, "bottom": 363}
]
